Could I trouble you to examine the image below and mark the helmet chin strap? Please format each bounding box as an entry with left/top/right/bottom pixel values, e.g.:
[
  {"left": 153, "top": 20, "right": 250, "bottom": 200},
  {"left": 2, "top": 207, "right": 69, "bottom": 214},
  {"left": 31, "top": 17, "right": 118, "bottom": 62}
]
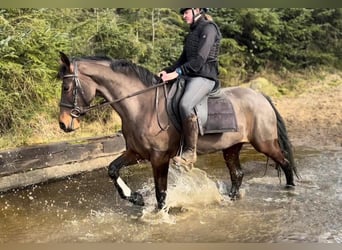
[{"left": 191, "top": 8, "right": 202, "bottom": 23}]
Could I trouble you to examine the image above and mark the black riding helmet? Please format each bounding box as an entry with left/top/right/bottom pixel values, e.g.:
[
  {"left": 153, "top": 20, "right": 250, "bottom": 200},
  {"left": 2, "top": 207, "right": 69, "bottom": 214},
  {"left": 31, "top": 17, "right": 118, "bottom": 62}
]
[{"left": 179, "top": 8, "right": 209, "bottom": 14}]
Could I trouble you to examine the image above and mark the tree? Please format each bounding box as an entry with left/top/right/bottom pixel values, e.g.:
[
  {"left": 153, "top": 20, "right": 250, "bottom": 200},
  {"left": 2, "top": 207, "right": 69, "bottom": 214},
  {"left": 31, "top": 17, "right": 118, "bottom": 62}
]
[{"left": 0, "top": 8, "right": 341, "bottom": 141}]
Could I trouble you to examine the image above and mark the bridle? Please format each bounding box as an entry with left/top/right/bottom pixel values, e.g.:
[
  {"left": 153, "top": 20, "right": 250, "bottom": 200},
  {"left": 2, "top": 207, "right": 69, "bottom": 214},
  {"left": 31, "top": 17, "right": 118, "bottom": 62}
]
[
  {"left": 59, "top": 61, "right": 87, "bottom": 118},
  {"left": 59, "top": 61, "right": 170, "bottom": 130}
]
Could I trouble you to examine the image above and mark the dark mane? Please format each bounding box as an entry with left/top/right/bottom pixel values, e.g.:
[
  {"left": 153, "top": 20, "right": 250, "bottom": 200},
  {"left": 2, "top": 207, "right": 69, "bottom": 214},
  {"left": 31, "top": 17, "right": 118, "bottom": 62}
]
[
  {"left": 58, "top": 55, "right": 161, "bottom": 86},
  {"left": 110, "top": 59, "right": 161, "bottom": 86}
]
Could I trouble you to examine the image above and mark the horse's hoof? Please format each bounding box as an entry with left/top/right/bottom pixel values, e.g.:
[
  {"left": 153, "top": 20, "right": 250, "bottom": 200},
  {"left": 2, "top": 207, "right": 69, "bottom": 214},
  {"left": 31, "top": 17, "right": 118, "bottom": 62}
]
[
  {"left": 285, "top": 184, "right": 295, "bottom": 189},
  {"left": 229, "top": 191, "right": 240, "bottom": 200},
  {"left": 128, "top": 192, "right": 145, "bottom": 206},
  {"left": 157, "top": 201, "right": 165, "bottom": 210}
]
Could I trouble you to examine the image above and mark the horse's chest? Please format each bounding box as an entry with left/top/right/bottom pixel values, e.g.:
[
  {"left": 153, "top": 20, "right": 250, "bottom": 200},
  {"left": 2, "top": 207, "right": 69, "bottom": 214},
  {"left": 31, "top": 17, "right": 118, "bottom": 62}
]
[{"left": 125, "top": 130, "right": 170, "bottom": 155}]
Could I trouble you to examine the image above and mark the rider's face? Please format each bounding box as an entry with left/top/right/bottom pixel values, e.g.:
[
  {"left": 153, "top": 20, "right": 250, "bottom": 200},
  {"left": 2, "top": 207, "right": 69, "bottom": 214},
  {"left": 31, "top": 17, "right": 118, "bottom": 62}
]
[{"left": 182, "top": 8, "right": 200, "bottom": 25}]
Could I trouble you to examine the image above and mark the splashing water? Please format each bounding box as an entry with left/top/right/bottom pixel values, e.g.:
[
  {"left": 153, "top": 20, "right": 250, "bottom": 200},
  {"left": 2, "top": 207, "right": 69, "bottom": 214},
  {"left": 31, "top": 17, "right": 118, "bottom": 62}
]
[
  {"left": 166, "top": 165, "right": 223, "bottom": 209},
  {"left": 139, "top": 163, "right": 224, "bottom": 224}
]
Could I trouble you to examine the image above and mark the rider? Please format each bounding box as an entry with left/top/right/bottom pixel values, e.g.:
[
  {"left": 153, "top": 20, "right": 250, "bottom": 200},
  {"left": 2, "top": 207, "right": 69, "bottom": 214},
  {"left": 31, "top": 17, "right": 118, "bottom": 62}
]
[{"left": 159, "top": 8, "right": 222, "bottom": 168}]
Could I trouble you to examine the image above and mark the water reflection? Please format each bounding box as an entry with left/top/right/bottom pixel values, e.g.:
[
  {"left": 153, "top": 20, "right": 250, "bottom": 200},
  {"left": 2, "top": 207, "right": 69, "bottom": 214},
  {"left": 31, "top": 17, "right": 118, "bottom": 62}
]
[{"left": 0, "top": 146, "right": 341, "bottom": 243}]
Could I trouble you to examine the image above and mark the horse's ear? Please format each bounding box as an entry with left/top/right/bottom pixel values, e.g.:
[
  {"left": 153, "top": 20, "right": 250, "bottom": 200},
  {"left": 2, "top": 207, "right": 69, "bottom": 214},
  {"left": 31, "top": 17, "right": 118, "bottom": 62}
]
[{"left": 59, "top": 51, "right": 70, "bottom": 68}]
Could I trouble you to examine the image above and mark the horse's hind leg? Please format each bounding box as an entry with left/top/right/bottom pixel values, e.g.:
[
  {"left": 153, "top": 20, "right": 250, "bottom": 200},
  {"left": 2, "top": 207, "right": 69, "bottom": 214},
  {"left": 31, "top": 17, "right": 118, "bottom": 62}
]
[
  {"left": 253, "top": 140, "right": 295, "bottom": 187},
  {"left": 222, "top": 143, "right": 244, "bottom": 199},
  {"left": 108, "top": 150, "right": 145, "bottom": 206}
]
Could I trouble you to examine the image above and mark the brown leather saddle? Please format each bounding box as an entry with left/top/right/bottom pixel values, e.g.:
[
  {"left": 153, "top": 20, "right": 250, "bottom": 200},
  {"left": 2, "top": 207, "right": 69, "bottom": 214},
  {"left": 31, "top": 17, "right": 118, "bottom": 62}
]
[{"left": 166, "top": 77, "right": 238, "bottom": 135}]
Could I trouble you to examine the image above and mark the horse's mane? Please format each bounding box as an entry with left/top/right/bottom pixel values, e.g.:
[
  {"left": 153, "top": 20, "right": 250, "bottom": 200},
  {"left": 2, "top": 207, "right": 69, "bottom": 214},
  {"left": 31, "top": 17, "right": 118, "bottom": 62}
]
[
  {"left": 58, "top": 55, "right": 161, "bottom": 86},
  {"left": 110, "top": 59, "right": 161, "bottom": 86}
]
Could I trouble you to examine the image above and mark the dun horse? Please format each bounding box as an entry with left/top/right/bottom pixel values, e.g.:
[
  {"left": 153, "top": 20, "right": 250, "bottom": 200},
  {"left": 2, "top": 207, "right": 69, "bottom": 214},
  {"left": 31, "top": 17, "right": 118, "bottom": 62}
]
[{"left": 58, "top": 52, "right": 298, "bottom": 209}]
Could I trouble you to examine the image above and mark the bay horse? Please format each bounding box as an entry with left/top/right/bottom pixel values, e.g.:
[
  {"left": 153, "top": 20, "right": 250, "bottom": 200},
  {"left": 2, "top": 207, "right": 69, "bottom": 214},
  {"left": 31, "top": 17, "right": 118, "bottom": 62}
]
[{"left": 58, "top": 52, "right": 298, "bottom": 209}]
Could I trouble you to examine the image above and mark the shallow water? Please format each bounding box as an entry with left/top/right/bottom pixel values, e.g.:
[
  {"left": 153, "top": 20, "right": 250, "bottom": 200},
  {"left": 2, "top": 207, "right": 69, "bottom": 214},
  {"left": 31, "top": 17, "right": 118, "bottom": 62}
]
[{"left": 0, "top": 145, "right": 341, "bottom": 243}]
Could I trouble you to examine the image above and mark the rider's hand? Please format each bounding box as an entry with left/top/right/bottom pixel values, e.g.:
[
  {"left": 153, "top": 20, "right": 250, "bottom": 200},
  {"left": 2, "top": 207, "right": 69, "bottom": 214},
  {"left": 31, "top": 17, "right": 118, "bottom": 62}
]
[
  {"left": 158, "top": 70, "right": 167, "bottom": 78},
  {"left": 160, "top": 71, "right": 179, "bottom": 82}
]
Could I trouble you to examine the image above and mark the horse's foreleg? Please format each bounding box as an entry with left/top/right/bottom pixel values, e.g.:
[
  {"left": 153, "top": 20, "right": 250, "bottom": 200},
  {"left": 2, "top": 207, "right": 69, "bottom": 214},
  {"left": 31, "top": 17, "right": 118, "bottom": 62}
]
[
  {"left": 152, "top": 163, "right": 169, "bottom": 209},
  {"left": 223, "top": 143, "right": 244, "bottom": 199},
  {"left": 151, "top": 152, "right": 170, "bottom": 209},
  {"left": 108, "top": 151, "right": 145, "bottom": 206}
]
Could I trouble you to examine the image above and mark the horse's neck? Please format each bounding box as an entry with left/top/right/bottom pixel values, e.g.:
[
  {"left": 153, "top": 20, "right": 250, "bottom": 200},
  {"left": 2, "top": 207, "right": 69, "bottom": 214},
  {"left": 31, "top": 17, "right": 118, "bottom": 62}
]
[
  {"left": 79, "top": 61, "right": 163, "bottom": 128},
  {"left": 101, "top": 75, "right": 157, "bottom": 125}
]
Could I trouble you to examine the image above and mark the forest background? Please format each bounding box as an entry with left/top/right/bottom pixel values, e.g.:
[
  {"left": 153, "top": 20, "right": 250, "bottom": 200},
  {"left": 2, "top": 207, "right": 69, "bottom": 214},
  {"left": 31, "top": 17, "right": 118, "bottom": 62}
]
[{"left": 0, "top": 8, "right": 341, "bottom": 149}]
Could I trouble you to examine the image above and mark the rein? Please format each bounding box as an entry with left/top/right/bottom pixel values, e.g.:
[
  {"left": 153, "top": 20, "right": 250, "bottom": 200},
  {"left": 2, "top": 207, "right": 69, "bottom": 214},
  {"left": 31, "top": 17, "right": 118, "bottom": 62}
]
[
  {"left": 85, "top": 81, "right": 168, "bottom": 113},
  {"left": 60, "top": 61, "right": 170, "bottom": 130}
]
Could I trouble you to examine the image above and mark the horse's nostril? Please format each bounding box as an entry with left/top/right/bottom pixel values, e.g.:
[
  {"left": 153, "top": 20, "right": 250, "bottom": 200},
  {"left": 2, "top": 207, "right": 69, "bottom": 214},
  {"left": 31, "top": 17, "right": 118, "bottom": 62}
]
[{"left": 59, "top": 122, "right": 66, "bottom": 131}]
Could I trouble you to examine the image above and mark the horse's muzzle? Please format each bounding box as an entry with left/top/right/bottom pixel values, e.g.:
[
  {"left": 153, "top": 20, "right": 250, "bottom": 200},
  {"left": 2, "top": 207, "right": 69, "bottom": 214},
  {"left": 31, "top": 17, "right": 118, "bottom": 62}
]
[
  {"left": 59, "top": 122, "right": 74, "bottom": 133},
  {"left": 59, "top": 110, "right": 80, "bottom": 132}
]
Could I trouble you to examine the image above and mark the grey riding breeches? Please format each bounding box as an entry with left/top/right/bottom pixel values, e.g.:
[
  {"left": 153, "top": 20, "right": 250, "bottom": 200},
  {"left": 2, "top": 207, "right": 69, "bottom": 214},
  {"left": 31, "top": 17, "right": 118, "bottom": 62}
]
[{"left": 178, "top": 77, "right": 216, "bottom": 121}]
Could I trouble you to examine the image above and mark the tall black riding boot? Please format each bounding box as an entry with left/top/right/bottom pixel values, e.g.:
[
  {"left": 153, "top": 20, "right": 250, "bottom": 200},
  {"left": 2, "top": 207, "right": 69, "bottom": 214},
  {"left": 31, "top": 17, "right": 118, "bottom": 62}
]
[{"left": 173, "top": 114, "right": 198, "bottom": 169}]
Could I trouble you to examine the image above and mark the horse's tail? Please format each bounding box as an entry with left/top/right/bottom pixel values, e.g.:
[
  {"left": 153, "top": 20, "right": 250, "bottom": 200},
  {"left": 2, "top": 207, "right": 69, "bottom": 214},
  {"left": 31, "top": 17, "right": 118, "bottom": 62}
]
[{"left": 263, "top": 94, "right": 300, "bottom": 179}]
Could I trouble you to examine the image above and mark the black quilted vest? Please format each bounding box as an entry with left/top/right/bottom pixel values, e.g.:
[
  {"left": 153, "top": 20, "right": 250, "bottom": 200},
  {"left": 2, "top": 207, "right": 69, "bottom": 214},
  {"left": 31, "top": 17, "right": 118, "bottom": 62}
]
[{"left": 183, "top": 17, "right": 222, "bottom": 81}]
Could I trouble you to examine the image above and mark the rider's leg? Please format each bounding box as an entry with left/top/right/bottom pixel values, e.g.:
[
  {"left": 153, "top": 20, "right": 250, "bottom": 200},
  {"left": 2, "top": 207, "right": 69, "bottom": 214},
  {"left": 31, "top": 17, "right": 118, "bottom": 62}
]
[{"left": 173, "top": 77, "right": 215, "bottom": 167}]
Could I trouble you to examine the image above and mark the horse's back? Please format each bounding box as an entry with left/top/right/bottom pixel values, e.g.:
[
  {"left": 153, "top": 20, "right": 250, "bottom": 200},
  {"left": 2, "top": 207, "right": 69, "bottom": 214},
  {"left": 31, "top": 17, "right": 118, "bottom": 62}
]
[
  {"left": 223, "top": 86, "right": 278, "bottom": 141},
  {"left": 222, "top": 86, "right": 270, "bottom": 107}
]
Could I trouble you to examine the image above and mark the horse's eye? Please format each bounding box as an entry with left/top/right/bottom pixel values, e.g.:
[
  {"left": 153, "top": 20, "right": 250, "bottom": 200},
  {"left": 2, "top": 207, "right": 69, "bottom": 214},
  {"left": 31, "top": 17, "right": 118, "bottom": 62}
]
[{"left": 63, "top": 85, "right": 70, "bottom": 91}]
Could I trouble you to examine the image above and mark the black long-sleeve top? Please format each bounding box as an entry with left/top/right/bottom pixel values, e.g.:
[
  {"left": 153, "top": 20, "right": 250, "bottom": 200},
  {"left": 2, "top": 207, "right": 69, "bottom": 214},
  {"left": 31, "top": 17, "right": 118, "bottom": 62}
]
[{"left": 164, "top": 16, "right": 222, "bottom": 82}]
